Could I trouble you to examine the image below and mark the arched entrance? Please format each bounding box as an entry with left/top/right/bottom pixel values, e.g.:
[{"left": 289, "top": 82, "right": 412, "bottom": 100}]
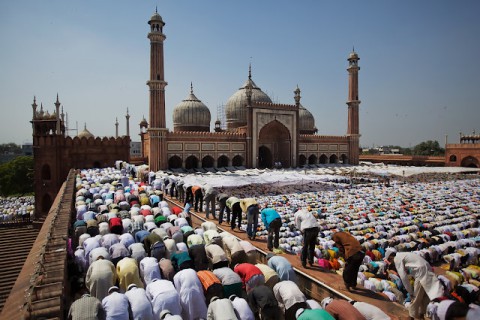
[
  {"left": 185, "top": 155, "right": 199, "bottom": 170},
  {"left": 308, "top": 154, "right": 317, "bottom": 165},
  {"left": 217, "top": 155, "right": 229, "bottom": 168},
  {"left": 258, "top": 120, "right": 291, "bottom": 168},
  {"left": 461, "top": 156, "right": 479, "bottom": 168},
  {"left": 258, "top": 146, "right": 273, "bottom": 169},
  {"left": 319, "top": 154, "right": 328, "bottom": 164},
  {"left": 168, "top": 156, "right": 182, "bottom": 169},
  {"left": 232, "top": 155, "right": 244, "bottom": 167},
  {"left": 340, "top": 154, "right": 348, "bottom": 164},
  {"left": 298, "top": 155, "right": 307, "bottom": 167},
  {"left": 329, "top": 154, "right": 338, "bottom": 164},
  {"left": 202, "top": 155, "right": 214, "bottom": 168}
]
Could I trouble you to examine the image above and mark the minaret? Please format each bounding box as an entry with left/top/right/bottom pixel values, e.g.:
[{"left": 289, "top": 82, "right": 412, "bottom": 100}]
[
  {"left": 125, "top": 108, "right": 130, "bottom": 137},
  {"left": 346, "top": 48, "right": 361, "bottom": 165},
  {"left": 55, "top": 94, "right": 61, "bottom": 135},
  {"left": 147, "top": 8, "right": 168, "bottom": 171},
  {"left": 115, "top": 117, "right": 119, "bottom": 138},
  {"left": 32, "top": 96, "right": 37, "bottom": 120}
]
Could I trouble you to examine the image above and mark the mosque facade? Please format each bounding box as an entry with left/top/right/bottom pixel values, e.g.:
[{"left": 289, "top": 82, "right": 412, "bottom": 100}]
[{"left": 141, "top": 10, "right": 362, "bottom": 172}]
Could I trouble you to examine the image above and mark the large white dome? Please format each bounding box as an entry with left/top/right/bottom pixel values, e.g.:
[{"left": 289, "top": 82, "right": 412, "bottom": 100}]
[{"left": 225, "top": 76, "right": 272, "bottom": 130}]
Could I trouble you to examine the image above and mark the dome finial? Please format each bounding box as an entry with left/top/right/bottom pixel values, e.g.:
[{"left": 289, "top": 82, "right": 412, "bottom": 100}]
[
  {"left": 190, "top": 82, "right": 193, "bottom": 94},
  {"left": 156, "top": 6, "right": 158, "bottom": 13},
  {"left": 84, "top": 123, "right": 87, "bottom": 130},
  {"left": 248, "top": 63, "right": 252, "bottom": 80}
]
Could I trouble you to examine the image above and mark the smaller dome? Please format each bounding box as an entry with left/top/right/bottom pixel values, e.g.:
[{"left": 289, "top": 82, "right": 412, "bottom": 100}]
[
  {"left": 139, "top": 117, "right": 148, "bottom": 128},
  {"left": 348, "top": 50, "right": 359, "bottom": 60},
  {"left": 173, "top": 84, "right": 211, "bottom": 132},
  {"left": 149, "top": 12, "right": 164, "bottom": 24},
  {"left": 78, "top": 124, "right": 94, "bottom": 139},
  {"left": 299, "top": 103, "right": 316, "bottom": 134}
]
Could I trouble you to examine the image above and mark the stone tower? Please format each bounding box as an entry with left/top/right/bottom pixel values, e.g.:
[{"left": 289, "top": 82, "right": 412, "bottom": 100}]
[
  {"left": 147, "top": 8, "right": 168, "bottom": 171},
  {"left": 346, "top": 49, "right": 361, "bottom": 164},
  {"left": 31, "top": 95, "right": 66, "bottom": 219}
]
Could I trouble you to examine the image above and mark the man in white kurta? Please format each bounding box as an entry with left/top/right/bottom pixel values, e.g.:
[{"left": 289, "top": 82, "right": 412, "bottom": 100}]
[
  {"left": 86, "top": 257, "right": 117, "bottom": 301},
  {"left": 125, "top": 284, "right": 154, "bottom": 320},
  {"left": 139, "top": 256, "right": 161, "bottom": 286},
  {"left": 146, "top": 278, "right": 182, "bottom": 319},
  {"left": 388, "top": 252, "right": 444, "bottom": 319},
  {"left": 173, "top": 268, "right": 208, "bottom": 320}
]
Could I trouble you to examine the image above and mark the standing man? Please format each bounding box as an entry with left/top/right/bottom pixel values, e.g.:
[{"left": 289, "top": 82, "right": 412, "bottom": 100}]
[
  {"left": 260, "top": 206, "right": 282, "bottom": 251},
  {"left": 192, "top": 185, "right": 204, "bottom": 212},
  {"left": 216, "top": 193, "right": 230, "bottom": 225},
  {"left": 387, "top": 252, "right": 444, "bottom": 319},
  {"left": 331, "top": 231, "right": 365, "bottom": 291},
  {"left": 226, "top": 196, "right": 242, "bottom": 231},
  {"left": 203, "top": 185, "right": 218, "bottom": 220},
  {"left": 240, "top": 198, "right": 259, "bottom": 240},
  {"left": 294, "top": 209, "right": 319, "bottom": 268}
]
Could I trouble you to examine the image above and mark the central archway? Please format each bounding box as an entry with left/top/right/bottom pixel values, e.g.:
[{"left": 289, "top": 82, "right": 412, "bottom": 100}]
[
  {"left": 258, "top": 120, "right": 291, "bottom": 168},
  {"left": 258, "top": 146, "right": 273, "bottom": 169}
]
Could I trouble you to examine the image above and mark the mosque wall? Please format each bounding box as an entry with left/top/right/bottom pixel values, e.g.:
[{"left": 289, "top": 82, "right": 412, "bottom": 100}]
[
  {"left": 33, "top": 134, "right": 130, "bottom": 219},
  {"left": 298, "top": 135, "right": 350, "bottom": 164},
  {"left": 445, "top": 143, "right": 480, "bottom": 168},
  {"left": 165, "top": 131, "right": 247, "bottom": 169}
]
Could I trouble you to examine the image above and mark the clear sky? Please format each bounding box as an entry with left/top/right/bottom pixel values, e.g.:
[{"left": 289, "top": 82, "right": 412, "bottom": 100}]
[{"left": 1, "top": 0, "right": 479, "bottom": 148}]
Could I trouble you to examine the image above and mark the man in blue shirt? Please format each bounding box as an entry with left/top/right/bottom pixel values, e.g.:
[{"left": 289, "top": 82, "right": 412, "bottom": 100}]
[{"left": 260, "top": 206, "right": 282, "bottom": 251}]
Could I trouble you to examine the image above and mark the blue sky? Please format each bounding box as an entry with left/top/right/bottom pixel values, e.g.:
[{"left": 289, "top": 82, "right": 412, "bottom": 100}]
[{"left": 1, "top": 0, "right": 479, "bottom": 148}]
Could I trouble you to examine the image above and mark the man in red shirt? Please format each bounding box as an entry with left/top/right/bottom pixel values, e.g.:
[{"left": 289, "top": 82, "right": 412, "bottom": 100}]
[{"left": 233, "top": 263, "right": 265, "bottom": 293}]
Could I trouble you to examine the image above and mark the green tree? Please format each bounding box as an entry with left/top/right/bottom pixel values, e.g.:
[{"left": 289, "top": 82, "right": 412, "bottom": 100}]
[
  {"left": 412, "top": 140, "right": 445, "bottom": 156},
  {"left": 0, "top": 156, "right": 34, "bottom": 196}
]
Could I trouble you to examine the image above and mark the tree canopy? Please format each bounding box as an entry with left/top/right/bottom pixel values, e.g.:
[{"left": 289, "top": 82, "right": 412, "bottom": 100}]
[
  {"left": 412, "top": 140, "right": 445, "bottom": 156},
  {"left": 0, "top": 156, "right": 34, "bottom": 196}
]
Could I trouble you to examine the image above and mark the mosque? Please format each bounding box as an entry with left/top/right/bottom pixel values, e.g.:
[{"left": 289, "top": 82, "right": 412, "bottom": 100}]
[
  {"left": 30, "top": 9, "right": 361, "bottom": 219},
  {"left": 141, "top": 10, "right": 361, "bottom": 172}
]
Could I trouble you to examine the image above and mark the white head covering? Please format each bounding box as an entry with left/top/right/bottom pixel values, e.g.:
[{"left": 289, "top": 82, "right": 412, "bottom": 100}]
[
  {"left": 384, "top": 247, "right": 397, "bottom": 260},
  {"left": 436, "top": 300, "right": 455, "bottom": 320},
  {"left": 321, "top": 297, "right": 333, "bottom": 309},
  {"left": 295, "top": 308, "right": 305, "bottom": 319}
]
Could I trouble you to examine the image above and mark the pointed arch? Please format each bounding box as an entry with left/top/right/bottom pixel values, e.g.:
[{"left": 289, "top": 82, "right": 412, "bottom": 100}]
[
  {"left": 298, "top": 155, "right": 307, "bottom": 167},
  {"left": 258, "top": 120, "right": 292, "bottom": 168},
  {"left": 329, "top": 154, "right": 338, "bottom": 164},
  {"left": 202, "top": 155, "right": 214, "bottom": 168},
  {"left": 168, "top": 155, "right": 182, "bottom": 169},
  {"left": 460, "top": 156, "right": 479, "bottom": 168},
  {"left": 185, "top": 155, "right": 199, "bottom": 170},
  {"left": 340, "top": 154, "right": 348, "bottom": 164},
  {"left": 308, "top": 154, "right": 317, "bottom": 165},
  {"left": 217, "top": 155, "right": 229, "bottom": 168},
  {"left": 232, "top": 155, "right": 244, "bottom": 167},
  {"left": 319, "top": 154, "right": 328, "bottom": 164}
]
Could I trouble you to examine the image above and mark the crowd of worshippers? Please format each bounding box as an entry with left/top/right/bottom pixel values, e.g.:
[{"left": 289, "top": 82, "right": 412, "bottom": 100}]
[
  {"left": 0, "top": 196, "right": 34, "bottom": 222},
  {"left": 71, "top": 167, "right": 362, "bottom": 320},
  {"left": 69, "top": 165, "right": 480, "bottom": 319}
]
